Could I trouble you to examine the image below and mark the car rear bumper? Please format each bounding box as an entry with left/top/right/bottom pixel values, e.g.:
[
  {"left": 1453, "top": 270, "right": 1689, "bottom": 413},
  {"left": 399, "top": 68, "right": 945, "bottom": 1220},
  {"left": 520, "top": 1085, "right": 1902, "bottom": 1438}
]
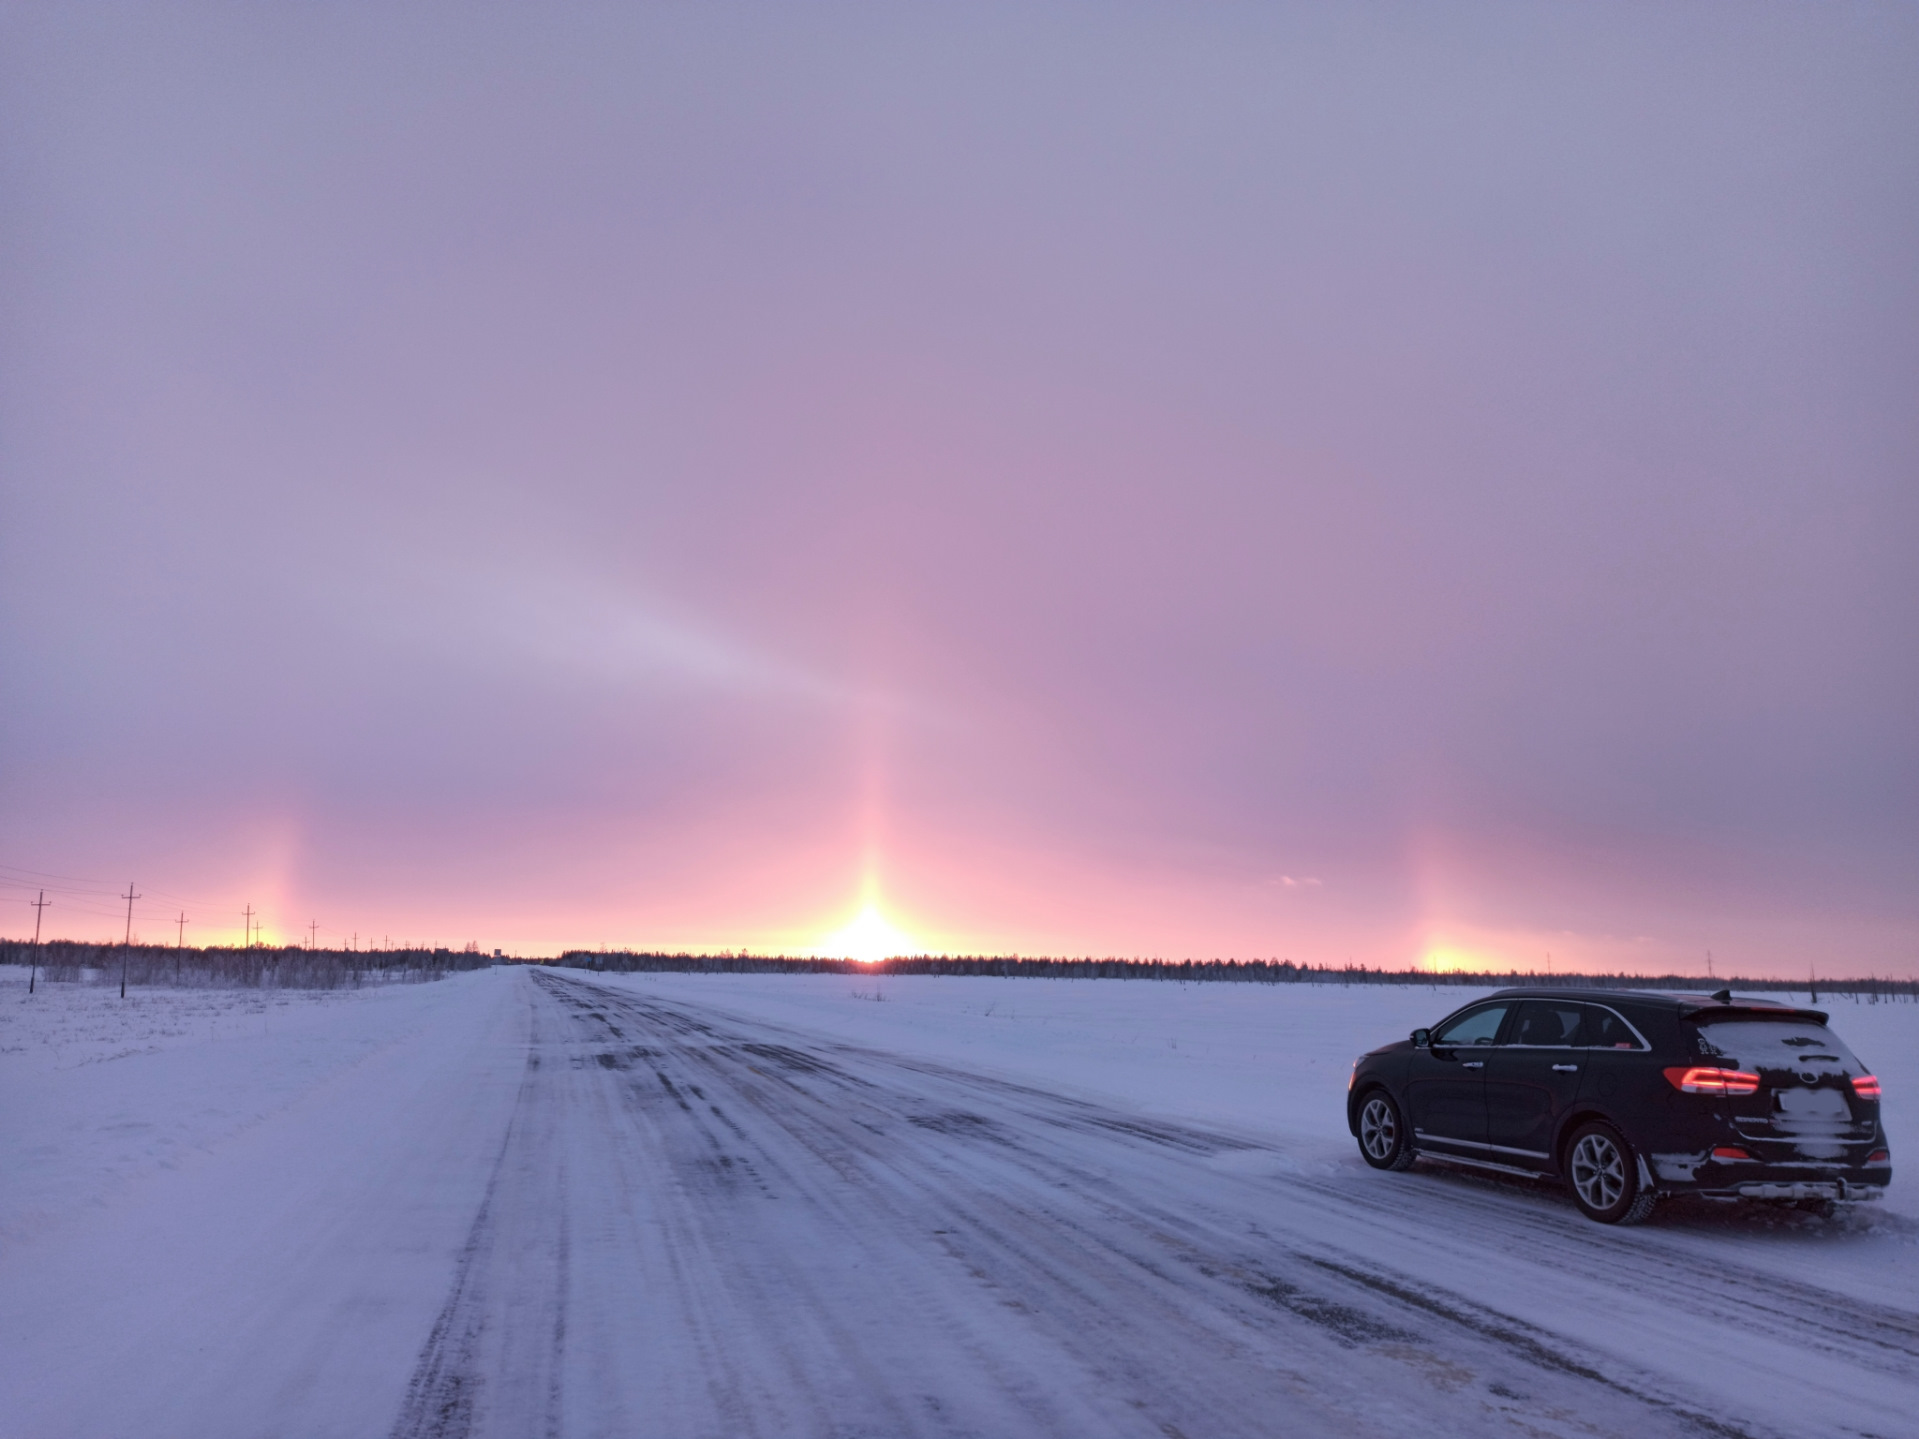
[
  {"left": 1717, "top": 1179, "right": 1886, "bottom": 1202},
  {"left": 1652, "top": 1161, "right": 1891, "bottom": 1202}
]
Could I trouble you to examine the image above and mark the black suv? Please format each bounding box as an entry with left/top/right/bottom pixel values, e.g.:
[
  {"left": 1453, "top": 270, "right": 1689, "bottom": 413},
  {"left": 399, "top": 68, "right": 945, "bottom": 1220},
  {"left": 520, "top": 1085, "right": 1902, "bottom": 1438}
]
[{"left": 1346, "top": 988, "right": 1891, "bottom": 1223}]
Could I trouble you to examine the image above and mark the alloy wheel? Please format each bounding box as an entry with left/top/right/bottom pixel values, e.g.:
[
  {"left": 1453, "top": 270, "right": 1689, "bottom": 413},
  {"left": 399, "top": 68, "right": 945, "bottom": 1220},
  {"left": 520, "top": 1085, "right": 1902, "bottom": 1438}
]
[
  {"left": 1360, "top": 1096, "right": 1398, "bottom": 1162},
  {"left": 1570, "top": 1131, "right": 1627, "bottom": 1211}
]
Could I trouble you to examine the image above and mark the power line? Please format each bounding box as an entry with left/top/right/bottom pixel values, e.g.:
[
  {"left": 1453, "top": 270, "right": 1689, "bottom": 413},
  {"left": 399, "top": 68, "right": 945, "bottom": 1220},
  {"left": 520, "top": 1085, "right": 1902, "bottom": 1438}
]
[
  {"left": 0, "top": 861, "right": 122, "bottom": 888},
  {"left": 0, "top": 863, "right": 255, "bottom": 913}
]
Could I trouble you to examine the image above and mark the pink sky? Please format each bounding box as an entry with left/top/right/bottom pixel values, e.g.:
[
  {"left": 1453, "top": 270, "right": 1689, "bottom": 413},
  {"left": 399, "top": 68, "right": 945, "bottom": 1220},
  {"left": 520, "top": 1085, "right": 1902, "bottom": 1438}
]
[{"left": 3, "top": 5, "right": 1916, "bottom": 976}]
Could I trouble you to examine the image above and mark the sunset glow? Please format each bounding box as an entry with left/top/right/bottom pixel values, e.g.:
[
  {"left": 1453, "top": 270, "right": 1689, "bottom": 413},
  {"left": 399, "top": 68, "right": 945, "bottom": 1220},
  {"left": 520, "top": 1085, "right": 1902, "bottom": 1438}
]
[
  {"left": 1421, "top": 947, "right": 1495, "bottom": 976},
  {"left": 815, "top": 906, "right": 921, "bottom": 966}
]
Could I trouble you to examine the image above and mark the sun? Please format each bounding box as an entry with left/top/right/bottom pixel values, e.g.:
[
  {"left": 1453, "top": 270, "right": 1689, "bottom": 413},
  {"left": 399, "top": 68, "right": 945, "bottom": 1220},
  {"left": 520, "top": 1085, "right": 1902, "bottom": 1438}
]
[{"left": 817, "top": 905, "right": 920, "bottom": 964}]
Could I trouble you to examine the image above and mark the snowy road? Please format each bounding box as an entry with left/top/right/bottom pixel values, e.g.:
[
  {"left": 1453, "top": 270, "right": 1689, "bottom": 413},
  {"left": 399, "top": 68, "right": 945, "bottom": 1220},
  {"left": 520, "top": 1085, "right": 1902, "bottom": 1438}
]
[{"left": 5, "top": 968, "right": 1916, "bottom": 1438}]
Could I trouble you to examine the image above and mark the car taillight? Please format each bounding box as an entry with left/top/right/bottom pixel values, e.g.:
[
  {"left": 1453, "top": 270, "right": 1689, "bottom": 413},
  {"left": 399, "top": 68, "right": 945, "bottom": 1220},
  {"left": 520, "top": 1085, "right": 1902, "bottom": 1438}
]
[
  {"left": 1868, "top": 1150, "right": 1890, "bottom": 1165},
  {"left": 1711, "top": 1146, "right": 1751, "bottom": 1161},
  {"left": 1852, "top": 1074, "right": 1881, "bottom": 1100},
  {"left": 1663, "top": 1065, "right": 1761, "bottom": 1096}
]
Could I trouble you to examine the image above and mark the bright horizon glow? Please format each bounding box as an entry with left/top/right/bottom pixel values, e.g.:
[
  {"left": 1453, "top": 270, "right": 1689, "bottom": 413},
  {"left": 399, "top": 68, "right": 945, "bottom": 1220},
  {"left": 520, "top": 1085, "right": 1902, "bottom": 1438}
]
[
  {"left": 1422, "top": 947, "right": 1495, "bottom": 975},
  {"left": 815, "top": 906, "right": 921, "bottom": 965}
]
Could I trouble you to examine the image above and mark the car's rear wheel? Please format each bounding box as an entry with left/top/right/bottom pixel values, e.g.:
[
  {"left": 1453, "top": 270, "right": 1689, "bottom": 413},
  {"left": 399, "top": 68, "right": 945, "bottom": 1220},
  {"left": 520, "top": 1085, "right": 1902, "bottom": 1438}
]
[
  {"left": 1356, "top": 1090, "right": 1416, "bottom": 1171},
  {"left": 1565, "top": 1121, "right": 1655, "bottom": 1225}
]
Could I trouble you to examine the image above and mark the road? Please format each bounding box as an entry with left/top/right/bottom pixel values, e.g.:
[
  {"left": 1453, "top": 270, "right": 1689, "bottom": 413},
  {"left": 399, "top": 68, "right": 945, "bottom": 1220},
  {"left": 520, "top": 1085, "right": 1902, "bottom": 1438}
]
[
  {"left": 4, "top": 968, "right": 1915, "bottom": 1438},
  {"left": 396, "top": 972, "right": 1915, "bottom": 1438}
]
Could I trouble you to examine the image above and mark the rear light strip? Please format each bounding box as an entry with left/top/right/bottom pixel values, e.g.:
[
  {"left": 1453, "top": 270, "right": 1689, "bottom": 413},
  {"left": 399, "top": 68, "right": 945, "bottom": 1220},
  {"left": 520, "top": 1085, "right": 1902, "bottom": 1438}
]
[
  {"left": 1852, "top": 1074, "right": 1882, "bottom": 1100},
  {"left": 1664, "top": 1065, "right": 1761, "bottom": 1096}
]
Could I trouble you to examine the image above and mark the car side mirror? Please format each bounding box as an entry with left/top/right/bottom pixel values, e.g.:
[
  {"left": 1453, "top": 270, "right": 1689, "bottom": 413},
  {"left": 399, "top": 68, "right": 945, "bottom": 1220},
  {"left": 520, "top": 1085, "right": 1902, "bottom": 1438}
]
[{"left": 1411, "top": 1028, "right": 1431, "bottom": 1049}]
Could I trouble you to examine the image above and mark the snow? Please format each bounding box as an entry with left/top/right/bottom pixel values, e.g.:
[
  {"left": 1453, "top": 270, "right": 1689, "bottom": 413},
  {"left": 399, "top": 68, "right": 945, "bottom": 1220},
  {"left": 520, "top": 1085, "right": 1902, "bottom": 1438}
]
[
  {"left": 581, "top": 969, "right": 1919, "bottom": 1220},
  {"left": 1, "top": 966, "right": 1914, "bottom": 1438}
]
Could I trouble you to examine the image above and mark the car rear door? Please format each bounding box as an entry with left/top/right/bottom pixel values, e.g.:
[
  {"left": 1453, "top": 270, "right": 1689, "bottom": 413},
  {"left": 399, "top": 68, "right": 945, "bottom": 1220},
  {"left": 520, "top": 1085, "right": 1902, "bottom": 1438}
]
[
  {"left": 1569, "top": 1003, "right": 1657, "bottom": 1132},
  {"left": 1481, "top": 1000, "right": 1587, "bottom": 1166}
]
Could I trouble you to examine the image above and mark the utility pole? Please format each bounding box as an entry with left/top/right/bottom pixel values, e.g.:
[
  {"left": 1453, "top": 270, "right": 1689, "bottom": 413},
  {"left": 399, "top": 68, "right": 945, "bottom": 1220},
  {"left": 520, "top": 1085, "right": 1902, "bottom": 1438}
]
[
  {"left": 243, "top": 904, "right": 256, "bottom": 949},
  {"left": 308, "top": 920, "right": 318, "bottom": 950},
  {"left": 176, "top": 912, "right": 188, "bottom": 947},
  {"left": 120, "top": 883, "right": 141, "bottom": 998},
  {"left": 30, "top": 891, "right": 49, "bottom": 995}
]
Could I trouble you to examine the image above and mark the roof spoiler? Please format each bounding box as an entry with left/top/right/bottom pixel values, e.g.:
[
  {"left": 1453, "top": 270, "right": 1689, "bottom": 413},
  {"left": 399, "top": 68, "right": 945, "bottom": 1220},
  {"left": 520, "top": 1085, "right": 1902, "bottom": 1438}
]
[{"left": 1680, "top": 997, "right": 1829, "bottom": 1025}]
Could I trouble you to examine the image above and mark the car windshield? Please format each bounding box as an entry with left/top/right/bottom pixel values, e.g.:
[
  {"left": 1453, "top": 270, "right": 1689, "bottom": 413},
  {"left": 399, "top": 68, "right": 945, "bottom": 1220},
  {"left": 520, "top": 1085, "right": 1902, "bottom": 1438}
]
[{"left": 1691, "top": 1019, "right": 1859, "bottom": 1072}]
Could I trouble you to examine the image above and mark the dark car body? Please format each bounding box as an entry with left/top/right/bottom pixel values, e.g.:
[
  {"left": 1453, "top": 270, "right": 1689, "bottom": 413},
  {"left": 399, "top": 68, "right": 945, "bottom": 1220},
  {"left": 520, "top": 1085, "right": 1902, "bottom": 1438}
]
[{"left": 1346, "top": 987, "right": 1891, "bottom": 1221}]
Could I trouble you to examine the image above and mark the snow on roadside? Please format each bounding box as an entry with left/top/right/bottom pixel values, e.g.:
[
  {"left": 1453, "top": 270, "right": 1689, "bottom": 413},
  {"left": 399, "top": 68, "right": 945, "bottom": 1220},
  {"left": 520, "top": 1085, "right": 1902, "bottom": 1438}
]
[{"left": 0, "top": 969, "right": 481, "bottom": 1247}]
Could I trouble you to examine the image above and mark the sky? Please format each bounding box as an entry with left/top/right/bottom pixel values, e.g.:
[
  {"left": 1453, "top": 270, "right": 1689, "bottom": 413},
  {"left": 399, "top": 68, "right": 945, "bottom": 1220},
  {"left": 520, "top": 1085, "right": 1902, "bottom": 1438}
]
[{"left": 2, "top": 4, "right": 1916, "bottom": 975}]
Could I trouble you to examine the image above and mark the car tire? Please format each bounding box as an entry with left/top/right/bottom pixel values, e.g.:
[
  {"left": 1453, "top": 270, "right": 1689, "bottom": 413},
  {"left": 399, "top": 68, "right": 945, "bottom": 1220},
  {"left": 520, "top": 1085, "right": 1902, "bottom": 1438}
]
[
  {"left": 1356, "top": 1090, "right": 1416, "bottom": 1171},
  {"left": 1564, "top": 1121, "right": 1655, "bottom": 1225}
]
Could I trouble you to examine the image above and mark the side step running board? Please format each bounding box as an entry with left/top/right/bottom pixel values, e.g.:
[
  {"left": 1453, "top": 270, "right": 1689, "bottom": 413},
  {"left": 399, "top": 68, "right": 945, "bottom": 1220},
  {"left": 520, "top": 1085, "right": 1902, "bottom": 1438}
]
[{"left": 1416, "top": 1149, "right": 1552, "bottom": 1182}]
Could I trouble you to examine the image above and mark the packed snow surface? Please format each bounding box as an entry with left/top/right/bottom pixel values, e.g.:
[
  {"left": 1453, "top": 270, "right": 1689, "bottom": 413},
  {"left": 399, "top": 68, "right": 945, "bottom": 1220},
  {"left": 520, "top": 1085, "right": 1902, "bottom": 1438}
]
[{"left": 1, "top": 966, "right": 1914, "bottom": 1438}]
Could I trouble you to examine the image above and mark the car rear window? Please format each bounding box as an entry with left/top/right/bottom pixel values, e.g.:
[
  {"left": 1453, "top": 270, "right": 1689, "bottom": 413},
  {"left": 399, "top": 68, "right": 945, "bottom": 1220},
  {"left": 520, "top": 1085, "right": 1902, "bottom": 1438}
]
[
  {"left": 1690, "top": 1019, "right": 1859, "bottom": 1071},
  {"left": 1577, "top": 1006, "right": 1645, "bottom": 1050}
]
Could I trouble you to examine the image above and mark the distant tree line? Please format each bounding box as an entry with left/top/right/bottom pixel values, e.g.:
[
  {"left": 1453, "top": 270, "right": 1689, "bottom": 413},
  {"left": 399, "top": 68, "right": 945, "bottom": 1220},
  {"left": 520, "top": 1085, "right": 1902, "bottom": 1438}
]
[
  {"left": 557, "top": 951, "right": 1918, "bottom": 1000},
  {"left": 1, "top": 939, "right": 491, "bottom": 989},
  {"left": 13, "top": 940, "right": 1906, "bottom": 1001}
]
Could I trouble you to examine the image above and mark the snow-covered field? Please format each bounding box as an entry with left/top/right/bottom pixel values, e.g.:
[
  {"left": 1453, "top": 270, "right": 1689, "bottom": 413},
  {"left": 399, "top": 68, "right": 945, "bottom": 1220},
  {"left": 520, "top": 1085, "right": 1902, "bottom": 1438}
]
[{"left": 1, "top": 966, "right": 1914, "bottom": 1438}]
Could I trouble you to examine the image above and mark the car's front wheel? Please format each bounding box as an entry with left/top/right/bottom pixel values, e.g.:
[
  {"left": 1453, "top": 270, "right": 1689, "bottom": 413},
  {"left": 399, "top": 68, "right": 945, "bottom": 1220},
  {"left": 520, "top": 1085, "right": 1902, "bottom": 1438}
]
[
  {"left": 1564, "top": 1121, "right": 1656, "bottom": 1225},
  {"left": 1356, "top": 1090, "right": 1416, "bottom": 1171}
]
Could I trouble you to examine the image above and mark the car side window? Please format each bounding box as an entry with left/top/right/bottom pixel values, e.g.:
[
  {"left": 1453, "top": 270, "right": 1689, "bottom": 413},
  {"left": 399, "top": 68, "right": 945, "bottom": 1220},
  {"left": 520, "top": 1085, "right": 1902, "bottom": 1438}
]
[
  {"left": 1433, "top": 1004, "right": 1510, "bottom": 1047},
  {"left": 1507, "top": 1001, "right": 1583, "bottom": 1047},
  {"left": 1577, "top": 1006, "right": 1643, "bottom": 1050}
]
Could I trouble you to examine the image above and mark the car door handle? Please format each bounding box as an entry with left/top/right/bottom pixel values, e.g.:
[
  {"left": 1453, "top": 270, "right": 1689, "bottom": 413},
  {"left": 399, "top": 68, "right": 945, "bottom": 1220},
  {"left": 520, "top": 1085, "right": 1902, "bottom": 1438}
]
[
  {"left": 1552, "top": 1064, "right": 1579, "bottom": 1073},
  {"left": 1461, "top": 1061, "right": 1484, "bottom": 1070}
]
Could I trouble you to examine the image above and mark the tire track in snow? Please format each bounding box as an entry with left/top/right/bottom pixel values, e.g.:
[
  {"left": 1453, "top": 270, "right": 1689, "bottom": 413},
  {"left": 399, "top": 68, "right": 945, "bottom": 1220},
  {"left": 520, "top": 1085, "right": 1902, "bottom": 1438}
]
[
  {"left": 394, "top": 1000, "right": 570, "bottom": 1439},
  {"left": 1286, "top": 1155, "right": 1919, "bottom": 1381},
  {"left": 389, "top": 1072, "right": 523, "bottom": 1439}
]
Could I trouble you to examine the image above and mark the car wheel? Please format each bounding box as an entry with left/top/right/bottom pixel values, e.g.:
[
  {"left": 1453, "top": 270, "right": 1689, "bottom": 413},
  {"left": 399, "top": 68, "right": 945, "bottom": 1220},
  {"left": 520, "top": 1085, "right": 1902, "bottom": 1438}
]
[
  {"left": 1564, "top": 1121, "right": 1655, "bottom": 1225},
  {"left": 1356, "top": 1090, "right": 1416, "bottom": 1171}
]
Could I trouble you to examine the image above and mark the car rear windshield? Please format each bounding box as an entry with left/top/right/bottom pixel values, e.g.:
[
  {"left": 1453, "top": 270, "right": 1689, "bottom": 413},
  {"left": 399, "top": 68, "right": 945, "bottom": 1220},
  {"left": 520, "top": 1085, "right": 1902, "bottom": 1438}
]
[{"left": 1690, "top": 1019, "right": 1860, "bottom": 1072}]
